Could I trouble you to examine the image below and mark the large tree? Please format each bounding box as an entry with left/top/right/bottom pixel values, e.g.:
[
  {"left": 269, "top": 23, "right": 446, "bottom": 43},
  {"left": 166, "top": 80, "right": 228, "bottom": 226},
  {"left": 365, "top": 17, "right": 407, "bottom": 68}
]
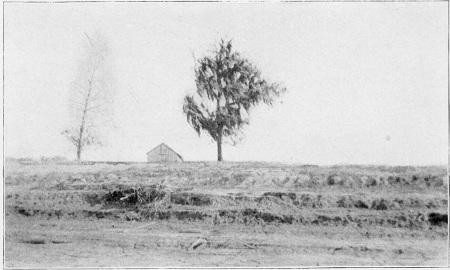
[
  {"left": 183, "top": 39, "right": 286, "bottom": 161},
  {"left": 62, "top": 31, "right": 115, "bottom": 161}
]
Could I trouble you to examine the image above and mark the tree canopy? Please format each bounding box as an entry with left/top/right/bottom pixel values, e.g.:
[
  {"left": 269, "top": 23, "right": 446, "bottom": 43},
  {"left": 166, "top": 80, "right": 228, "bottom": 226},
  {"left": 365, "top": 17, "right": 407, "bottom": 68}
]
[{"left": 183, "top": 39, "right": 286, "bottom": 161}]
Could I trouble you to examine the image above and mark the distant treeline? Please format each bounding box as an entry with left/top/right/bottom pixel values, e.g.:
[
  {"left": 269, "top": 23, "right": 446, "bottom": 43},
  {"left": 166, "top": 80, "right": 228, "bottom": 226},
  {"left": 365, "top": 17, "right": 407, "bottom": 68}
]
[
  {"left": 4, "top": 157, "right": 145, "bottom": 166},
  {"left": 6, "top": 156, "right": 70, "bottom": 164}
]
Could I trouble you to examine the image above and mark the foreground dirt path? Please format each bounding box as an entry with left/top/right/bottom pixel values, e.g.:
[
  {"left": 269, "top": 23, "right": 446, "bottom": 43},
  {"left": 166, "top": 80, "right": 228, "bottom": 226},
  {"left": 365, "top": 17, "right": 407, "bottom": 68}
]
[{"left": 5, "top": 215, "right": 447, "bottom": 267}]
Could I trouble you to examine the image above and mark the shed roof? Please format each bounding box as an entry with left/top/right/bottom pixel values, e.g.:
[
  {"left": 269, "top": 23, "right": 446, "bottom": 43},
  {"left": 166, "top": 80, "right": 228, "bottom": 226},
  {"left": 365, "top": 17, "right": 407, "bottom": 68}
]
[{"left": 146, "top": 143, "right": 183, "bottom": 160}]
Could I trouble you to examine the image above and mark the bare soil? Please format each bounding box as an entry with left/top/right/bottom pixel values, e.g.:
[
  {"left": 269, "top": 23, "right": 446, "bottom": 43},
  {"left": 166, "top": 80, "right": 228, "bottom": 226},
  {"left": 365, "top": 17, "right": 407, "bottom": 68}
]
[{"left": 4, "top": 161, "right": 448, "bottom": 267}]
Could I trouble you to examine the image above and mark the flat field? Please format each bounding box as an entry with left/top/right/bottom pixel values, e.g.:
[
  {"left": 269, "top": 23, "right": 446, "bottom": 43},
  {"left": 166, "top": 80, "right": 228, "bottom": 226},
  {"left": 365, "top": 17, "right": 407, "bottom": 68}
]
[{"left": 4, "top": 161, "right": 448, "bottom": 267}]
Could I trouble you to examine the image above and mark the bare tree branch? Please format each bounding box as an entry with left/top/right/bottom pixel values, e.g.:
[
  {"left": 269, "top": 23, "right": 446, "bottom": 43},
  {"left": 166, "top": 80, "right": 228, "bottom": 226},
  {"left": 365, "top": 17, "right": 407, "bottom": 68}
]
[{"left": 84, "top": 31, "right": 94, "bottom": 48}]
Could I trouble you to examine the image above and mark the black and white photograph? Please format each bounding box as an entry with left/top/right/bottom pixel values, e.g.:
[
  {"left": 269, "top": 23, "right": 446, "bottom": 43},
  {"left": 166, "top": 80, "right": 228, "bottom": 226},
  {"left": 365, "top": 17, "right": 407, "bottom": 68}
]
[{"left": 2, "top": 1, "right": 448, "bottom": 267}]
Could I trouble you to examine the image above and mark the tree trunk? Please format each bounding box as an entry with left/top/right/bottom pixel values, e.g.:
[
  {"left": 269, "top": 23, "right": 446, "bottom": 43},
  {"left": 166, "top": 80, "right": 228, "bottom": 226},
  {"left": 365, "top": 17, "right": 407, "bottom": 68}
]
[
  {"left": 217, "top": 131, "right": 223, "bottom": 162},
  {"left": 75, "top": 75, "right": 93, "bottom": 162},
  {"left": 76, "top": 124, "right": 84, "bottom": 161},
  {"left": 216, "top": 96, "right": 223, "bottom": 162},
  {"left": 76, "top": 144, "right": 82, "bottom": 161}
]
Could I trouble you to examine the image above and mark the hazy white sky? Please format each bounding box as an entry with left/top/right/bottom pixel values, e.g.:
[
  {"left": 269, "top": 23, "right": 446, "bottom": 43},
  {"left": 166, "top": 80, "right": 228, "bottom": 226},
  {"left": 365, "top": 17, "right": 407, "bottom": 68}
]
[{"left": 4, "top": 2, "right": 448, "bottom": 165}]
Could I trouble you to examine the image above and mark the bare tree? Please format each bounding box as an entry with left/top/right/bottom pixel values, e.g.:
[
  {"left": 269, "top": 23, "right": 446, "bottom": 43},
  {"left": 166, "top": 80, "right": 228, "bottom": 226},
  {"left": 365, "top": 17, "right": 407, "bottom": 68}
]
[
  {"left": 183, "top": 39, "right": 286, "bottom": 161},
  {"left": 62, "top": 31, "right": 115, "bottom": 161}
]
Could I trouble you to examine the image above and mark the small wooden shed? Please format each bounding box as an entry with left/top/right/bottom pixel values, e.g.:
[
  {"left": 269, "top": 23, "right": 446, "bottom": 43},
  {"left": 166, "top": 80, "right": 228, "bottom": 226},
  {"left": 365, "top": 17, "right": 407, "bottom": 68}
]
[{"left": 146, "top": 143, "right": 183, "bottom": 163}]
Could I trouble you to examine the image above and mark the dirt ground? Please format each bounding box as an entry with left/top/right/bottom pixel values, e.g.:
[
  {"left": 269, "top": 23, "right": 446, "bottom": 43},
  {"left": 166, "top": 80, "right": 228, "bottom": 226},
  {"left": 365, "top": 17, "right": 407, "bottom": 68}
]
[{"left": 4, "top": 161, "right": 448, "bottom": 267}]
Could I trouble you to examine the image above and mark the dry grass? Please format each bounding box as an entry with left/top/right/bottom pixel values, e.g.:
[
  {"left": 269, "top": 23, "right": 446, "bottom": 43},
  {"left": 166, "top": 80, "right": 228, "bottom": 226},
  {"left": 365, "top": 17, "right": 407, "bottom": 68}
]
[{"left": 4, "top": 160, "right": 448, "bottom": 267}]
